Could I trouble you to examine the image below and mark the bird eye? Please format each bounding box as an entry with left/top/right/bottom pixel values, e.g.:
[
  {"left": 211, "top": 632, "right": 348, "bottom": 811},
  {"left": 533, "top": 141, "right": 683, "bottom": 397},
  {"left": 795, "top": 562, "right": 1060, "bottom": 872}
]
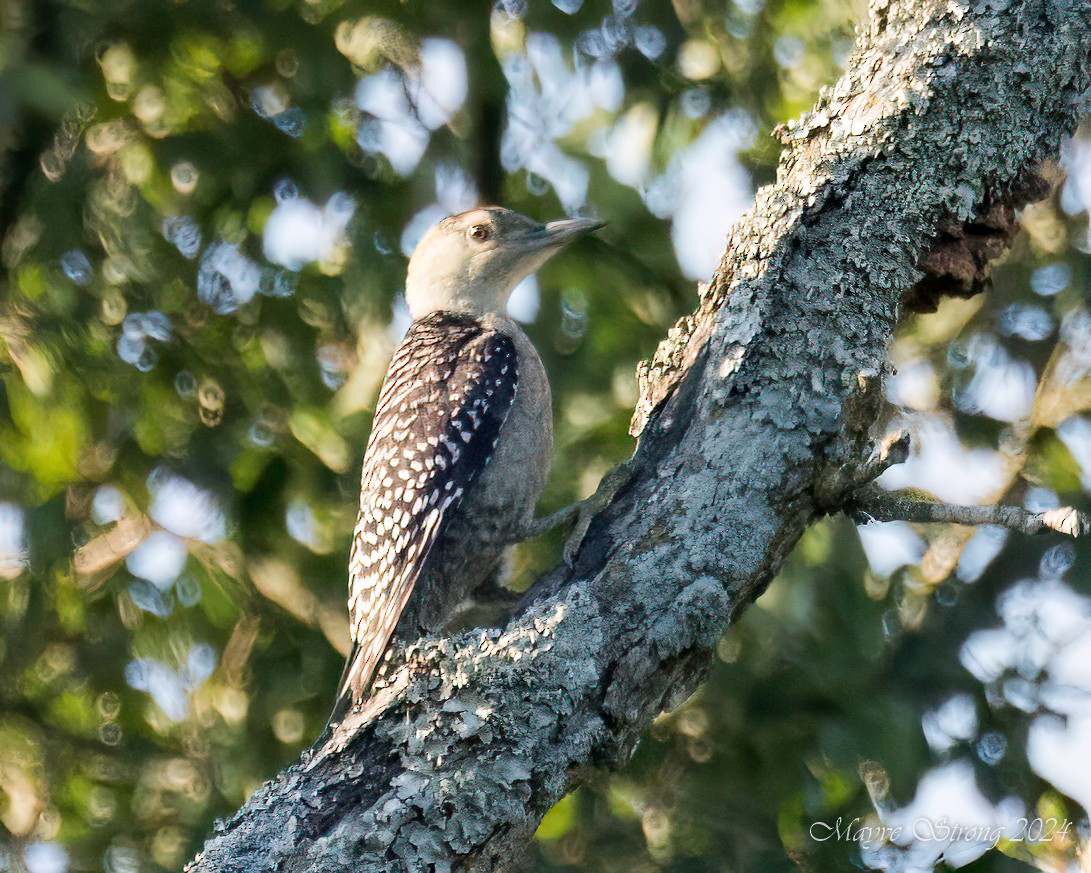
[{"left": 467, "top": 225, "right": 491, "bottom": 243}]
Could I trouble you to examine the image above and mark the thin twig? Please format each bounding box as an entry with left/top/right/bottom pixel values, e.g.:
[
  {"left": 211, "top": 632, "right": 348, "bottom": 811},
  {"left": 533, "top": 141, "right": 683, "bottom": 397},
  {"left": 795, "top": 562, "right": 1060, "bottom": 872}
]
[{"left": 850, "top": 484, "right": 1090, "bottom": 537}]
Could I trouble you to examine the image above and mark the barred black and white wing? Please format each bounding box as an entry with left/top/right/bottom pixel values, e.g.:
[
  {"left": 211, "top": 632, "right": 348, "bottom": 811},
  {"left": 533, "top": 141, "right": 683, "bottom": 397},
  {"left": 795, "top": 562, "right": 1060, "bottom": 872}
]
[{"left": 333, "top": 311, "right": 518, "bottom": 716}]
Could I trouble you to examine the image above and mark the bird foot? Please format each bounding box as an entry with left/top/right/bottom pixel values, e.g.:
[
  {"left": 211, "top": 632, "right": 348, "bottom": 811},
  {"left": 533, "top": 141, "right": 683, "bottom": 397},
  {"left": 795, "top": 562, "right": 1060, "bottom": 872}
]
[
  {"left": 560, "top": 501, "right": 595, "bottom": 566},
  {"left": 512, "top": 458, "right": 636, "bottom": 565},
  {"left": 509, "top": 504, "right": 580, "bottom": 544}
]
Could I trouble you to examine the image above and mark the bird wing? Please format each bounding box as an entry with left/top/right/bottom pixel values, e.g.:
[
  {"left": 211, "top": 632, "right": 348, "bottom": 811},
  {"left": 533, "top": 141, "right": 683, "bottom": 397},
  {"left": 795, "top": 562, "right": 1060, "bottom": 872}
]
[{"left": 333, "top": 312, "right": 518, "bottom": 717}]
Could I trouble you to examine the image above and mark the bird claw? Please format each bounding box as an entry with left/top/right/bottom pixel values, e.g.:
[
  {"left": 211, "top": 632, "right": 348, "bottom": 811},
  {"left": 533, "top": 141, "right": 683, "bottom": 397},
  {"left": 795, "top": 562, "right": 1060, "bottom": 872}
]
[
  {"left": 562, "top": 458, "right": 636, "bottom": 565},
  {"left": 562, "top": 506, "right": 594, "bottom": 566},
  {"left": 513, "top": 458, "right": 636, "bottom": 564}
]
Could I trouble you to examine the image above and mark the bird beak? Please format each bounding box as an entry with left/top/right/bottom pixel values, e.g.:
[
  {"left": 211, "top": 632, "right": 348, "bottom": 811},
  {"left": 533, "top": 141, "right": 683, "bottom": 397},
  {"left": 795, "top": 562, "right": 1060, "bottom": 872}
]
[{"left": 539, "top": 217, "right": 605, "bottom": 248}]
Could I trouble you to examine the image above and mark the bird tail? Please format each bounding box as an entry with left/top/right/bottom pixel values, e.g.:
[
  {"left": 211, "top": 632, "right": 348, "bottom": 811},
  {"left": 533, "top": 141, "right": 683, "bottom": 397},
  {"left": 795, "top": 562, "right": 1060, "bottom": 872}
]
[{"left": 322, "top": 636, "right": 390, "bottom": 733}]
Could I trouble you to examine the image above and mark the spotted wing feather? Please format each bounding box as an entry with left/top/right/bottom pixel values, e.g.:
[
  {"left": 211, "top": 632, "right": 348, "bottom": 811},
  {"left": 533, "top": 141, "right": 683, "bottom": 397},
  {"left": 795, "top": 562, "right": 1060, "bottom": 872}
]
[{"left": 334, "top": 312, "right": 518, "bottom": 715}]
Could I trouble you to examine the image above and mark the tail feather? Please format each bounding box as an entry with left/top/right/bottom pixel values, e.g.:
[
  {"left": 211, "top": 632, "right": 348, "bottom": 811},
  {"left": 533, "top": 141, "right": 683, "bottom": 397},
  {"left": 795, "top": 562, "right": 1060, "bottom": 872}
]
[
  {"left": 324, "top": 643, "right": 360, "bottom": 729},
  {"left": 309, "top": 641, "right": 402, "bottom": 764},
  {"left": 323, "top": 636, "right": 391, "bottom": 732}
]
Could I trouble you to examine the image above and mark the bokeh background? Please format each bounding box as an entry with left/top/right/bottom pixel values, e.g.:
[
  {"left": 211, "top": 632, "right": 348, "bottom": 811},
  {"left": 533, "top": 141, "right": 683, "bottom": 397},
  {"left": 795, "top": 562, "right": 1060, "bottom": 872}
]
[{"left": 2, "top": 0, "right": 1091, "bottom": 870}]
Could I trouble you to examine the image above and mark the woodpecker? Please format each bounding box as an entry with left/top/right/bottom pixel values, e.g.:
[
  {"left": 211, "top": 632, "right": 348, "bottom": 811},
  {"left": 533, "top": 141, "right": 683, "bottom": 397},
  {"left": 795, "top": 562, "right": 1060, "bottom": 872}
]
[{"left": 332, "top": 207, "right": 601, "bottom": 719}]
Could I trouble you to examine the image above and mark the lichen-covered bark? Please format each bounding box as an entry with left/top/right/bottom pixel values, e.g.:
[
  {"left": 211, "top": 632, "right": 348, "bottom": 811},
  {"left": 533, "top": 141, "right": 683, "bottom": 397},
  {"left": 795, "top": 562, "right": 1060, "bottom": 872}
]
[{"left": 187, "top": 2, "right": 1091, "bottom": 870}]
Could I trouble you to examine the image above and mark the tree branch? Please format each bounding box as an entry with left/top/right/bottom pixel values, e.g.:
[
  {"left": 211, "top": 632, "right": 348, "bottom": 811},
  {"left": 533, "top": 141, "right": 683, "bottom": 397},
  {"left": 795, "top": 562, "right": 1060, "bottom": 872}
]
[
  {"left": 187, "top": 2, "right": 1091, "bottom": 870},
  {"left": 850, "top": 484, "right": 1091, "bottom": 537}
]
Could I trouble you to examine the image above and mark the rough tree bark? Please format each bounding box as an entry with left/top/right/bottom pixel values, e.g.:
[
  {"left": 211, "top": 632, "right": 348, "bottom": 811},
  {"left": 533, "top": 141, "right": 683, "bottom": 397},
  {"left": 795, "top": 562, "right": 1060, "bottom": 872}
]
[{"left": 187, "top": 1, "right": 1091, "bottom": 870}]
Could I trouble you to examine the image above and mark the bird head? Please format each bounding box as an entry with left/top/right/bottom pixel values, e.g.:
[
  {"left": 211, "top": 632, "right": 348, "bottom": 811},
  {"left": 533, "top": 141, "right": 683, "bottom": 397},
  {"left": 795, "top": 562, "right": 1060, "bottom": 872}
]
[{"left": 405, "top": 207, "right": 602, "bottom": 320}]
